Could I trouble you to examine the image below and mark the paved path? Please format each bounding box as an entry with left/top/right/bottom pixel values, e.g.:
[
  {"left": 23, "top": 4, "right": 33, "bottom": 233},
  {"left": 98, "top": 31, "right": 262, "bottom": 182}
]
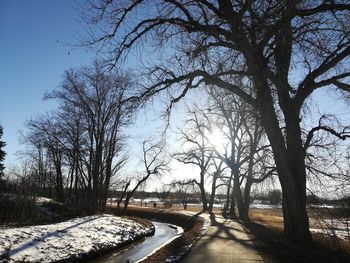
[{"left": 183, "top": 213, "right": 264, "bottom": 263}]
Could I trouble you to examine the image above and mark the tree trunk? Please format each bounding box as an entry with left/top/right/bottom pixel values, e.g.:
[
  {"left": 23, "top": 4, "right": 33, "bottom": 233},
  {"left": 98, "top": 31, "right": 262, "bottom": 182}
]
[
  {"left": 233, "top": 168, "right": 245, "bottom": 218},
  {"left": 280, "top": 170, "right": 311, "bottom": 243},
  {"left": 208, "top": 173, "right": 218, "bottom": 213},
  {"left": 117, "top": 181, "right": 130, "bottom": 209},
  {"left": 123, "top": 176, "right": 149, "bottom": 213},
  {"left": 198, "top": 170, "right": 208, "bottom": 212},
  {"left": 229, "top": 187, "right": 236, "bottom": 217},
  {"left": 270, "top": 134, "right": 311, "bottom": 243},
  {"left": 101, "top": 159, "right": 113, "bottom": 206},
  {"left": 241, "top": 180, "right": 252, "bottom": 220},
  {"left": 68, "top": 162, "right": 74, "bottom": 198},
  {"left": 123, "top": 192, "right": 132, "bottom": 212},
  {"left": 280, "top": 111, "right": 311, "bottom": 243},
  {"left": 74, "top": 157, "right": 79, "bottom": 201},
  {"left": 53, "top": 152, "right": 64, "bottom": 202},
  {"left": 199, "top": 183, "right": 208, "bottom": 212},
  {"left": 225, "top": 180, "right": 231, "bottom": 211},
  {"left": 257, "top": 89, "right": 312, "bottom": 243},
  {"left": 55, "top": 165, "right": 64, "bottom": 202},
  {"left": 87, "top": 172, "right": 92, "bottom": 208},
  {"left": 241, "top": 139, "right": 256, "bottom": 220}
]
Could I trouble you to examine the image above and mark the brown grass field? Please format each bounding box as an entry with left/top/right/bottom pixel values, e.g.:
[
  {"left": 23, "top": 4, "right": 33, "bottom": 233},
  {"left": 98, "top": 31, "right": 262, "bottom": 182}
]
[{"left": 247, "top": 207, "right": 350, "bottom": 263}]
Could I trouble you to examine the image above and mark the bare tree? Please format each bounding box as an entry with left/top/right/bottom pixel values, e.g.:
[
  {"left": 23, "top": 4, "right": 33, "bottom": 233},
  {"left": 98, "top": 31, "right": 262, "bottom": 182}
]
[
  {"left": 172, "top": 180, "right": 195, "bottom": 210},
  {"left": 22, "top": 62, "right": 132, "bottom": 209},
  {"left": 173, "top": 110, "right": 213, "bottom": 212},
  {"left": 46, "top": 62, "right": 131, "bottom": 208},
  {"left": 25, "top": 116, "right": 66, "bottom": 202},
  {"left": 203, "top": 90, "right": 275, "bottom": 219},
  {"left": 20, "top": 125, "right": 53, "bottom": 198},
  {"left": 123, "top": 140, "right": 168, "bottom": 211},
  {"left": 138, "top": 181, "right": 147, "bottom": 206},
  {"left": 109, "top": 178, "right": 130, "bottom": 209},
  {"left": 208, "top": 158, "right": 226, "bottom": 213},
  {"left": 81, "top": 0, "right": 350, "bottom": 243},
  {"left": 156, "top": 184, "right": 172, "bottom": 208}
]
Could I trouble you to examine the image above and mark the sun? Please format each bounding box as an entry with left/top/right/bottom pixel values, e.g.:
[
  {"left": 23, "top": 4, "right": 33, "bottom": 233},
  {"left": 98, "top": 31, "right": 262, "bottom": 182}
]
[{"left": 207, "top": 128, "right": 228, "bottom": 151}]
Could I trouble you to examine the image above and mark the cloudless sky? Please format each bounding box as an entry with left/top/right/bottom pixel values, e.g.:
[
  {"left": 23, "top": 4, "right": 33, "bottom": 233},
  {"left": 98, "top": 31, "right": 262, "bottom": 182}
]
[
  {"left": 0, "top": 0, "right": 193, "bottom": 187},
  {"left": 0, "top": 0, "right": 190, "bottom": 186},
  {"left": 0, "top": 0, "right": 94, "bottom": 167}
]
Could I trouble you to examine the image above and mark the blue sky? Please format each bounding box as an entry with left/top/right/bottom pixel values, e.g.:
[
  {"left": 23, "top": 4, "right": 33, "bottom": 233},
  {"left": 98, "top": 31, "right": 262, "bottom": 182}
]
[
  {"left": 0, "top": 0, "right": 348, "bottom": 194},
  {"left": 0, "top": 0, "right": 187, "bottom": 181},
  {"left": 0, "top": 0, "right": 94, "bottom": 166}
]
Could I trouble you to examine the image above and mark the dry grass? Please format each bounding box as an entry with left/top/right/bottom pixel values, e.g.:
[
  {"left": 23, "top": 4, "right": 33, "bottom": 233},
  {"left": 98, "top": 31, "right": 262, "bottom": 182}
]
[
  {"left": 131, "top": 203, "right": 222, "bottom": 214},
  {"left": 246, "top": 208, "right": 350, "bottom": 263},
  {"left": 249, "top": 208, "right": 284, "bottom": 229}
]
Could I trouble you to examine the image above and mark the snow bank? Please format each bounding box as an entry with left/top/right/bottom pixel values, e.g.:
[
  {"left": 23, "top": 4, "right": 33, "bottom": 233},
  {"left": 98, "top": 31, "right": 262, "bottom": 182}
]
[
  {"left": 0, "top": 214, "right": 153, "bottom": 263},
  {"left": 250, "top": 202, "right": 282, "bottom": 209}
]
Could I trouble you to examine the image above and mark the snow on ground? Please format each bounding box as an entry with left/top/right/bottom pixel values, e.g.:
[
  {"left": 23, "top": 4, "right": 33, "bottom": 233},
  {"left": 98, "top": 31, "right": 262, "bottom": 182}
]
[
  {"left": 310, "top": 227, "right": 350, "bottom": 241},
  {"left": 0, "top": 214, "right": 153, "bottom": 263},
  {"left": 250, "top": 203, "right": 282, "bottom": 209},
  {"left": 309, "top": 218, "right": 350, "bottom": 241},
  {"left": 35, "top": 197, "right": 55, "bottom": 205}
]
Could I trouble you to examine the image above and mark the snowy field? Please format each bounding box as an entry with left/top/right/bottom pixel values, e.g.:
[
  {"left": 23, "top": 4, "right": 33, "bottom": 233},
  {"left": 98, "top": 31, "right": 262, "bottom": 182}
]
[{"left": 0, "top": 214, "right": 153, "bottom": 263}]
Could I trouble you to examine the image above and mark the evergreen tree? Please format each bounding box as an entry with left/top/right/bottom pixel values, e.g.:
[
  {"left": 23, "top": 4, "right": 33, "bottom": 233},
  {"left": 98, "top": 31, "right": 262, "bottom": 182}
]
[{"left": 0, "top": 125, "right": 6, "bottom": 177}]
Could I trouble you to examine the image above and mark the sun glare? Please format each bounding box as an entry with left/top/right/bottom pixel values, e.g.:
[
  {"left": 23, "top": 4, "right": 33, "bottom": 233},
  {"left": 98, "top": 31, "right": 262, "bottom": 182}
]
[{"left": 208, "top": 129, "right": 227, "bottom": 151}]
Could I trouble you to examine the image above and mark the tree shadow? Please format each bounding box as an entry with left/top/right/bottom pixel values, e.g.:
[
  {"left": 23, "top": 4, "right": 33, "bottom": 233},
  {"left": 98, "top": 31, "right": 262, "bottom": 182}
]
[
  {"left": 8, "top": 215, "right": 102, "bottom": 257},
  {"left": 183, "top": 212, "right": 264, "bottom": 262},
  {"left": 242, "top": 220, "right": 350, "bottom": 263},
  {"left": 207, "top": 212, "right": 260, "bottom": 246}
]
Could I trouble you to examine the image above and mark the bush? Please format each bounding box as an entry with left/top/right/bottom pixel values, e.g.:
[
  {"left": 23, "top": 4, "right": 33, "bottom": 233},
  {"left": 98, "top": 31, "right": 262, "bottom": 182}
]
[
  {"left": 267, "top": 189, "right": 282, "bottom": 205},
  {"left": 0, "top": 193, "right": 39, "bottom": 225}
]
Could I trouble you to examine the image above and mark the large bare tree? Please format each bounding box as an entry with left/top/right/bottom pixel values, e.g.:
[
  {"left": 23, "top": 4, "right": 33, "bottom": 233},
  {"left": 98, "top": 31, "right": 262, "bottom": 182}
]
[{"left": 81, "top": 0, "right": 350, "bottom": 243}]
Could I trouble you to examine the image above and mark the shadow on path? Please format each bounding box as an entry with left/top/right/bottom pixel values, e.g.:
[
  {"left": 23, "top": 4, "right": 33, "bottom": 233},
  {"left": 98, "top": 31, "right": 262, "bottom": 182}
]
[{"left": 183, "top": 212, "right": 263, "bottom": 262}]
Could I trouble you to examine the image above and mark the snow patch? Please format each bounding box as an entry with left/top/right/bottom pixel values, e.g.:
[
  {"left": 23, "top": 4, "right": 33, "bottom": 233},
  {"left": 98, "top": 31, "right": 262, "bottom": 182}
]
[
  {"left": 35, "top": 197, "right": 55, "bottom": 205},
  {"left": 309, "top": 218, "right": 350, "bottom": 241},
  {"left": 0, "top": 214, "right": 153, "bottom": 262}
]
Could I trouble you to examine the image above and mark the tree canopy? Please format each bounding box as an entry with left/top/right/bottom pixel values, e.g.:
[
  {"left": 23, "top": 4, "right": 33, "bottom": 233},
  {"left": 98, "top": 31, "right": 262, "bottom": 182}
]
[{"left": 80, "top": 0, "right": 350, "bottom": 243}]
